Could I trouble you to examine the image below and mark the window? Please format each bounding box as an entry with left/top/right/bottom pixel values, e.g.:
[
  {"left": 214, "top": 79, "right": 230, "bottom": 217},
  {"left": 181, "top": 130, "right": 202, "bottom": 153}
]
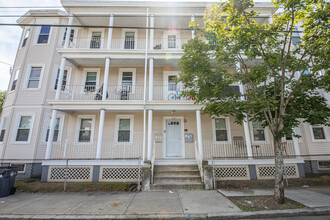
[
  {"left": 21, "top": 29, "right": 30, "bottom": 47},
  {"left": 27, "top": 67, "right": 42, "bottom": 89},
  {"left": 124, "top": 32, "right": 135, "bottom": 49},
  {"left": 78, "top": 118, "right": 92, "bottom": 142},
  {"left": 11, "top": 69, "right": 20, "bottom": 91},
  {"left": 45, "top": 118, "right": 60, "bottom": 142},
  {"left": 224, "top": 85, "right": 240, "bottom": 95},
  {"left": 0, "top": 117, "right": 8, "bottom": 142},
  {"left": 292, "top": 27, "right": 300, "bottom": 45},
  {"left": 312, "top": 125, "right": 326, "bottom": 140},
  {"left": 16, "top": 116, "right": 32, "bottom": 142},
  {"left": 62, "top": 28, "right": 75, "bottom": 46},
  {"left": 168, "top": 35, "right": 177, "bottom": 49},
  {"left": 118, "top": 119, "right": 131, "bottom": 142},
  {"left": 10, "top": 164, "right": 25, "bottom": 173},
  {"left": 168, "top": 75, "right": 177, "bottom": 91},
  {"left": 252, "top": 121, "right": 266, "bottom": 141},
  {"left": 215, "top": 118, "right": 228, "bottom": 142},
  {"left": 285, "top": 132, "right": 293, "bottom": 140},
  {"left": 54, "top": 69, "right": 68, "bottom": 91},
  {"left": 207, "top": 33, "right": 218, "bottom": 46},
  {"left": 90, "top": 31, "right": 101, "bottom": 48},
  {"left": 84, "top": 72, "right": 97, "bottom": 92},
  {"left": 37, "top": 26, "right": 51, "bottom": 44}
]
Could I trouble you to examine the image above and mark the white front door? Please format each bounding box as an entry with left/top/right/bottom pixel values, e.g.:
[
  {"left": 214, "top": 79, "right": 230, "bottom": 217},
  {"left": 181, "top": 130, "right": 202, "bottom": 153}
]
[{"left": 166, "top": 119, "right": 182, "bottom": 157}]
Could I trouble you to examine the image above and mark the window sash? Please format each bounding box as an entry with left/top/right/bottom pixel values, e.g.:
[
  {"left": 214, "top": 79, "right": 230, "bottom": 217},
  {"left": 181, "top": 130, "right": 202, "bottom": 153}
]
[
  {"left": 168, "top": 35, "right": 176, "bottom": 48},
  {"left": 54, "top": 70, "right": 68, "bottom": 90},
  {"left": 312, "top": 126, "right": 325, "bottom": 140},
  {"left": 11, "top": 69, "right": 20, "bottom": 91},
  {"left": 0, "top": 129, "right": 5, "bottom": 142},
  {"left": 215, "top": 118, "right": 228, "bottom": 141},
  {"left": 27, "top": 67, "right": 41, "bottom": 89},
  {"left": 118, "top": 119, "right": 131, "bottom": 142},
  {"left": 78, "top": 119, "right": 92, "bottom": 142},
  {"left": 252, "top": 122, "right": 266, "bottom": 141},
  {"left": 124, "top": 32, "right": 135, "bottom": 49},
  {"left": 22, "top": 29, "right": 30, "bottom": 47},
  {"left": 37, "top": 26, "right": 50, "bottom": 44}
]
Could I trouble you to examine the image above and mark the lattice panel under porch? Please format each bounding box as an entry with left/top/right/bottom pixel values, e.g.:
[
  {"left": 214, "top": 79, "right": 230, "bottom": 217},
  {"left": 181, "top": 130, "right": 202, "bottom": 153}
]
[
  {"left": 214, "top": 165, "right": 250, "bottom": 180},
  {"left": 256, "top": 164, "right": 299, "bottom": 179},
  {"left": 99, "top": 166, "right": 141, "bottom": 182},
  {"left": 48, "top": 166, "right": 93, "bottom": 182}
]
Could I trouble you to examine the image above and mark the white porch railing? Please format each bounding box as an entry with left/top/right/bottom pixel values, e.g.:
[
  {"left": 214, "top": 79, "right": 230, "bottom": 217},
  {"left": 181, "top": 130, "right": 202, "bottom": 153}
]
[
  {"left": 50, "top": 139, "right": 143, "bottom": 159},
  {"left": 194, "top": 141, "right": 204, "bottom": 183},
  {"left": 153, "top": 85, "right": 195, "bottom": 101}
]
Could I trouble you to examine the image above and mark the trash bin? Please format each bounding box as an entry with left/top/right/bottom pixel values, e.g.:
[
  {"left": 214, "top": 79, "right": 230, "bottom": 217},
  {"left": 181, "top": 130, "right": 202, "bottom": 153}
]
[{"left": 0, "top": 166, "right": 19, "bottom": 197}]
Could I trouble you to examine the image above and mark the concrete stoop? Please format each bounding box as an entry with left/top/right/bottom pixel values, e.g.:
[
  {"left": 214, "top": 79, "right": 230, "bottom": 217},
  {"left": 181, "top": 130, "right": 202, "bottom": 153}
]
[{"left": 151, "top": 165, "right": 204, "bottom": 190}]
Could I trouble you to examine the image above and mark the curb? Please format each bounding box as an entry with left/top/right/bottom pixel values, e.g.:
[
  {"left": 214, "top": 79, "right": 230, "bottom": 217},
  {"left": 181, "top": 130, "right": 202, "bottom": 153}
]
[{"left": 0, "top": 207, "right": 329, "bottom": 220}]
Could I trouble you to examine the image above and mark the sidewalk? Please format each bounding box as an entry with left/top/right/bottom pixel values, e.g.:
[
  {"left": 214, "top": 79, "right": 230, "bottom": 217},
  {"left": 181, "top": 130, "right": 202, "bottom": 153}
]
[{"left": 0, "top": 188, "right": 329, "bottom": 219}]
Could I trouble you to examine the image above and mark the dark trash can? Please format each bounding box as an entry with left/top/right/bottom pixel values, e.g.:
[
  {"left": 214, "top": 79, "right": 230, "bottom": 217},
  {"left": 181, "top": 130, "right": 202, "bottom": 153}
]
[{"left": 0, "top": 166, "right": 19, "bottom": 197}]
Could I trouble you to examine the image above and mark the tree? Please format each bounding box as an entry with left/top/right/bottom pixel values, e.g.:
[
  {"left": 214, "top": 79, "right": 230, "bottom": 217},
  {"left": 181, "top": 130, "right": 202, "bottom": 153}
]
[
  {"left": 0, "top": 91, "right": 6, "bottom": 115},
  {"left": 178, "top": 0, "right": 330, "bottom": 204}
]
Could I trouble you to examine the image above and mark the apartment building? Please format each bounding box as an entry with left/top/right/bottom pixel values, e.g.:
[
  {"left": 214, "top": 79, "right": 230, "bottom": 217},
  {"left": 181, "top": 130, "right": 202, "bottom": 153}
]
[{"left": 1, "top": 0, "right": 329, "bottom": 189}]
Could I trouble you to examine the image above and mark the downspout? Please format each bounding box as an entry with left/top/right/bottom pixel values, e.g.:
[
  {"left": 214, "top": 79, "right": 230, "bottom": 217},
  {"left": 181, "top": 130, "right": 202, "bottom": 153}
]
[{"left": 142, "top": 8, "right": 149, "bottom": 162}]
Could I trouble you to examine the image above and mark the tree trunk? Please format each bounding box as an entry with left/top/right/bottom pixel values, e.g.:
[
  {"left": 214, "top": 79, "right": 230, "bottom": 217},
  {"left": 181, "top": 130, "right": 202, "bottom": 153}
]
[{"left": 274, "top": 138, "right": 285, "bottom": 204}]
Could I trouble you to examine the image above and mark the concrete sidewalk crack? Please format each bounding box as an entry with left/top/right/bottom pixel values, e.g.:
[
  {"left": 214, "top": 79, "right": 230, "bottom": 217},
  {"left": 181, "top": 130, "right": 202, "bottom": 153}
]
[
  {"left": 177, "top": 191, "right": 185, "bottom": 214},
  {"left": 63, "top": 194, "right": 92, "bottom": 214},
  {"left": 123, "top": 192, "right": 137, "bottom": 215}
]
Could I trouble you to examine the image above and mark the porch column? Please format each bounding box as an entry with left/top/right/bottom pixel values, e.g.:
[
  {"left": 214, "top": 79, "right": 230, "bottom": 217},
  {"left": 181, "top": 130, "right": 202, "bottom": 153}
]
[
  {"left": 45, "top": 15, "right": 74, "bottom": 160},
  {"left": 147, "top": 110, "right": 153, "bottom": 160},
  {"left": 293, "top": 127, "right": 301, "bottom": 157},
  {"left": 148, "top": 58, "right": 154, "bottom": 100},
  {"left": 96, "top": 109, "right": 106, "bottom": 159},
  {"left": 237, "top": 62, "right": 253, "bottom": 158},
  {"left": 107, "top": 14, "right": 114, "bottom": 49},
  {"left": 149, "top": 15, "right": 154, "bottom": 50},
  {"left": 196, "top": 110, "right": 203, "bottom": 158},
  {"left": 103, "top": 58, "right": 110, "bottom": 100},
  {"left": 191, "top": 15, "right": 195, "bottom": 38}
]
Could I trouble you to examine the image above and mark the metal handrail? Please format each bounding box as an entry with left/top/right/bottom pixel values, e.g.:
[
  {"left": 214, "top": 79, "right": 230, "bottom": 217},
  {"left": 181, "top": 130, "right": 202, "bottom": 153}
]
[{"left": 194, "top": 141, "right": 204, "bottom": 183}]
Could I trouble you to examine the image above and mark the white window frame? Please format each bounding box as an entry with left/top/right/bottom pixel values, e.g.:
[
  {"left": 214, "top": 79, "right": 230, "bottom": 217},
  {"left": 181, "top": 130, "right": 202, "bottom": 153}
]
[
  {"left": 114, "top": 115, "right": 134, "bottom": 144},
  {"left": 88, "top": 28, "right": 105, "bottom": 49},
  {"left": 163, "top": 31, "right": 181, "bottom": 50},
  {"left": 212, "top": 116, "right": 232, "bottom": 143},
  {"left": 118, "top": 68, "right": 136, "bottom": 94},
  {"left": 282, "top": 127, "right": 303, "bottom": 143},
  {"left": 12, "top": 113, "right": 35, "bottom": 144},
  {"left": 43, "top": 114, "right": 65, "bottom": 143},
  {"left": 24, "top": 64, "right": 45, "bottom": 90},
  {"left": 61, "top": 27, "right": 78, "bottom": 47},
  {"left": 53, "top": 66, "right": 72, "bottom": 91},
  {"left": 20, "top": 27, "right": 30, "bottom": 48},
  {"left": 10, "top": 163, "right": 26, "bottom": 173},
  {"left": 81, "top": 68, "right": 100, "bottom": 93},
  {"left": 250, "top": 121, "right": 269, "bottom": 143},
  {"left": 0, "top": 116, "right": 8, "bottom": 143},
  {"left": 121, "top": 29, "right": 138, "bottom": 49},
  {"left": 75, "top": 115, "right": 96, "bottom": 144},
  {"left": 9, "top": 67, "right": 20, "bottom": 93},
  {"left": 34, "top": 25, "right": 52, "bottom": 45},
  {"left": 309, "top": 124, "right": 329, "bottom": 142}
]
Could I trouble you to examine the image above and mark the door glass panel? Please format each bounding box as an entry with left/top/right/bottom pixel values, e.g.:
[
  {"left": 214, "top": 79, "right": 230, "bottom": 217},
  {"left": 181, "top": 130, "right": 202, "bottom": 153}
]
[
  {"left": 90, "top": 31, "right": 101, "bottom": 48},
  {"left": 124, "top": 32, "right": 135, "bottom": 49},
  {"left": 168, "top": 75, "right": 177, "bottom": 91},
  {"left": 168, "top": 35, "right": 176, "bottom": 48}
]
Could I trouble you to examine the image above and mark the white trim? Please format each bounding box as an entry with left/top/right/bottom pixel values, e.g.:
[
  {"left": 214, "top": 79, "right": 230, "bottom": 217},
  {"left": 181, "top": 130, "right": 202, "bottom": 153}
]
[
  {"left": 118, "top": 68, "right": 136, "bottom": 94},
  {"left": 121, "top": 29, "right": 138, "bottom": 49},
  {"left": 75, "top": 115, "right": 96, "bottom": 144},
  {"left": 317, "top": 161, "right": 330, "bottom": 170},
  {"left": 10, "top": 163, "right": 26, "bottom": 174},
  {"left": 60, "top": 27, "right": 78, "bottom": 47},
  {"left": 34, "top": 25, "right": 52, "bottom": 45},
  {"left": 114, "top": 115, "right": 134, "bottom": 144},
  {"left": 250, "top": 121, "right": 270, "bottom": 143},
  {"left": 24, "top": 64, "right": 45, "bottom": 90},
  {"left": 163, "top": 116, "right": 185, "bottom": 158},
  {"left": 0, "top": 116, "right": 8, "bottom": 143},
  {"left": 12, "top": 113, "right": 35, "bottom": 145},
  {"left": 8, "top": 67, "right": 20, "bottom": 94},
  {"left": 163, "top": 30, "right": 181, "bottom": 49},
  {"left": 42, "top": 113, "right": 65, "bottom": 143},
  {"left": 211, "top": 158, "right": 305, "bottom": 166},
  {"left": 20, "top": 27, "right": 30, "bottom": 49},
  {"left": 163, "top": 71, "right": 181, "bottom": 100},
  {"left": 81, "top": 68, "right": 101, "bottom": 93},
  {"left": 42, "top": 159, "right": 142, "bottom": 166},
  {"left": 52, "top": 65, "right": 72, "bottom": 91},
  {"left": 88, "top": 28, "right": 105, "bottom": 49},
  {"left": 212, "top": 116, "right": 232, "bottom": 144},
  {"left": 309, "top": 124, "right": 329, "bottom": 142}
]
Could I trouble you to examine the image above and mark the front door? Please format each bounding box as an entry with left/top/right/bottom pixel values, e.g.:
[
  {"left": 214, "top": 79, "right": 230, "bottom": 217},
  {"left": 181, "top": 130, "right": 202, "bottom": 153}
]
[{"left": 166, "top": 119, "right": 182, "bottom": 157}]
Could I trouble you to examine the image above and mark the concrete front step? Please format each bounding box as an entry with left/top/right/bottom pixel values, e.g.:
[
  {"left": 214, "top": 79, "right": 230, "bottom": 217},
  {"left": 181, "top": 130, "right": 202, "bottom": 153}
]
[
  {"left": 154, "top": 165, "right": 199, "bottom": 171},
  {"left": 154, "top": 176, "right": 202, "bottom": 183},
  {"left": 154, "top": 170, "right": 200, "bottom": 176},
  {"left": 151, "top": 183, "right": 205, "bottom": 190}
]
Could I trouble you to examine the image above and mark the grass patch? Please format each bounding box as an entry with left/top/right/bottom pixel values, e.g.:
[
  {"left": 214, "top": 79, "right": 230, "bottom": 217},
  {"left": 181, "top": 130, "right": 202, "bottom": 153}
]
[
  {"left": 15, "top": 179, "right": 131, "bottom": 193},
  {"left": 229, "top": 196, "right": 306, "bottom": 212},
  {"left": 217, "top": 174, "right": 330, "bottom": 190}
]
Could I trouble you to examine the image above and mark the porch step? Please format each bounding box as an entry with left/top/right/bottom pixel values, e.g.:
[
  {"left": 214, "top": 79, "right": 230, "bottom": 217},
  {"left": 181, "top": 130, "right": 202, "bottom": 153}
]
[
  {"left": 151, "top": 164, "right": 204, "bottom": 190},
  {"left": 151, "top": 183, "right": 205, "bottom": 190}
]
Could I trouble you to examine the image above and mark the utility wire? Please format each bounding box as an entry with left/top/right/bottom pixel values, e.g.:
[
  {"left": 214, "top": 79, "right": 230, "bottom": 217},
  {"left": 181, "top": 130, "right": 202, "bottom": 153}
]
[{"left": 0, "top": 60, "right": 13, "bottom": 66}]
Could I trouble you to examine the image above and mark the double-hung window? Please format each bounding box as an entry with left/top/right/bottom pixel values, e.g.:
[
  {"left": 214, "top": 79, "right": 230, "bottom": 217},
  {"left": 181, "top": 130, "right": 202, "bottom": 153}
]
[
  {"left": 11, "top": 69, "right": 20, "bottom": 91},
  {"left": 45, "top": 118, "right": 60, "bottom": 142},
  {"left": 118, "top": 119, "right": 131, "bottom": 142},
  {"left": 78, "top": 119, "right": 92, "bottom": 142},
  {"left": 252, "top": 121, "right": 266, "bottom": 141},
  {"left": 0, "top": 118, "right": 8, "bottom": 142},
  {"left": 214, "top": 118, "right": 228, "bottom": 142},
  {"left": 37, "top": 26, "right": 51, "bottom": 44},
  {"left": 27, "top": 67, "right": 42, "bottom": 89},
  {"left": 292, "top": 27, "right": 300, "bottom": 45},
  {"left": 54, "top": 69, "right": 68, "bottom": 91},
  {"left": 22, "top": 29, "right": 30, "bottom": 47},
  {"left": 312, "top": 125, "right": 326, "bottom": 140},
  {"left": 84, "top": 72, "right": 97, "bottom": 92},
  {"left": 16, "top": 116, "right": 32, "bottom": 142}
]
